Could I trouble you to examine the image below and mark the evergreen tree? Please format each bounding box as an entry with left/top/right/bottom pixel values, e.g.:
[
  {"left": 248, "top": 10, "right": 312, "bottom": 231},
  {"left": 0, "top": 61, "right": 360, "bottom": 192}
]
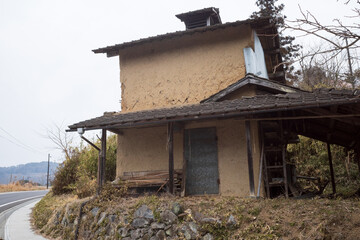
[{"left": 251, "top": 0, "right": 301, "bottom": 84}]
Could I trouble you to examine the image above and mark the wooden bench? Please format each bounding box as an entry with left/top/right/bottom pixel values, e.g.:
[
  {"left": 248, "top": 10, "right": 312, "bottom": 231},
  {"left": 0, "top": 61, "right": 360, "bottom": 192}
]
[{"left": 113, "top": 169, "right": 183, "bottom": 194}]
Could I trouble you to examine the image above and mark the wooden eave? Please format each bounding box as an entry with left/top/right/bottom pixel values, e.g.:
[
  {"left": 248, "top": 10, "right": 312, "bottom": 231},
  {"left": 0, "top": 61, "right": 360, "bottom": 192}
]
[{"left": 201, "top": 74, "right": 305, "bottom": 103}]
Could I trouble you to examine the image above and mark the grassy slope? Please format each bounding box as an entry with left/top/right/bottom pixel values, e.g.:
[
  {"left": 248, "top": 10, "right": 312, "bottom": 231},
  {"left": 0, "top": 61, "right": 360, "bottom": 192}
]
[{"left": 33, "top": 192, "right": 360, "bottom": 240}]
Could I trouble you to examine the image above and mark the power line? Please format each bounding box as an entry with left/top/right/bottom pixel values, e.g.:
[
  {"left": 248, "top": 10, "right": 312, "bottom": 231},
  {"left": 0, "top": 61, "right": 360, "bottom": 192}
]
[{"left": 0, "top": 128, "right": 43, "bottom": 154}]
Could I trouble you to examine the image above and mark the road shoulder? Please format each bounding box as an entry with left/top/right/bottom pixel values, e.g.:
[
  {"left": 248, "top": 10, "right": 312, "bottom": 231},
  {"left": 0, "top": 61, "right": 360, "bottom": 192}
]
[{"left": 4, "top": 199, "right": 46, "bottom": 240}]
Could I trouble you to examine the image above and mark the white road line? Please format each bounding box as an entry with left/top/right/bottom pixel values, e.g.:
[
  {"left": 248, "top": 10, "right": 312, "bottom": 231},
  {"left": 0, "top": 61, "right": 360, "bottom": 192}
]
[
  {"left": 0, "top": 190, "right": 48, "bottom": 195},
  {"left": 0, "top": 195, "right": 44, "bottom": 209}
]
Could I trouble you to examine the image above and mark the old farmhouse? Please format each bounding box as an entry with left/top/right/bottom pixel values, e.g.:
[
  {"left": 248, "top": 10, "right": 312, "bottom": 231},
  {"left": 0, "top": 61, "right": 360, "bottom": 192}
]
[{"left": 68, "top": 8, "right": 360, "bottom": 198}]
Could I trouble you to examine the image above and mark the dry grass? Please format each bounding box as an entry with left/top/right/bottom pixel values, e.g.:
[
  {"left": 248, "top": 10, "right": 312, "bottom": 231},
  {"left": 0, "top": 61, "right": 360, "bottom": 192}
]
[
  {"left": 34, "top": 192, "right": 360, "bottom": 240},
  {"left": 0, "top": 182, "right": 46, "bottom": 192}
]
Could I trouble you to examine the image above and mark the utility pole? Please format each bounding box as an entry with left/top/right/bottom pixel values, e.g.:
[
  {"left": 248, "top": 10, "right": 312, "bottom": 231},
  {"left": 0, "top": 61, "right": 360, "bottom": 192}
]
[{"left": 47, "top": 154, "right": 50, "bottom": 189}]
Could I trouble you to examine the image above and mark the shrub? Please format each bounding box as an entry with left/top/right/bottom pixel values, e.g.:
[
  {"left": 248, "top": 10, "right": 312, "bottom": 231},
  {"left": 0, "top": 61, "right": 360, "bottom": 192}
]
[
  {"left": 52, "top": 134, "right": 117, "bottom": 197},
  {"left": 52, "top": 149, "right": 80, "bottom": 195}
]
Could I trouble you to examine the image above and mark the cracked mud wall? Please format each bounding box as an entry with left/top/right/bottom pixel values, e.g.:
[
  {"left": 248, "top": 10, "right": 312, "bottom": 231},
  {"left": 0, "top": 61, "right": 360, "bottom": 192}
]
[
  {"left": 119, "top": 25, "right": 253, "bottom": 112},
  {"left": 116, "top": 119, "right": 263, "bottom": 197}
]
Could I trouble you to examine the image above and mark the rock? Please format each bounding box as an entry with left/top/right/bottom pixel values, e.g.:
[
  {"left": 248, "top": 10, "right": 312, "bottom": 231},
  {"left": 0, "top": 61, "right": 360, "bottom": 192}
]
[
  {"left": 61, "top": 216, "right": 68, "bottom": 226},
  {"left": 74, "top": 217, "right": 78, "bottom": 225},
  {"left": 171, "top": 202, "right": 183, "bottom": 215},
  {"left": 108, "top": 214, "right": 117, "bottom": 223},
  {"left": 81, "top": 214, "right": 87, "bottom": 222},
  {"left": 202, "top": 233, "right": 214, "bottom": 240},
  {"left": 118, "top": 227, "right": 129, "bottom": 238},
  {"left": 134, "top": 204, "right": 154, "bottom": 220},
  {"left": 130, "top": 228, "right": 143, "bottom": 239},
  {"left": 142, "top": 233, "right": 151, "bottom": 240},
  {"left": 122, "top": 237, "right": 131, "bottom": 240},
  {"left": 53, "top": 211, "right": 61, "bottom": 225},
  {"left": 160, "top": 210, "right": 178, "bottom": 224},
  {"left": 131, "top": 218, "right": 150, "bottom": 228},
  {"left": 91, "top": 207, "right": 100, "bottom": 217},
  {"left": 97, "top": 212, "right": 107, "bottom": 225},
  {"left": 151, "top": 222, "right": 165, "bottom": 230},
  {"left": 201, "top": 217, "right": 221, "bottom": 225},
  {"left": 165, "top": 226, "right": 173, "bottom": 236},
  {"left": 156, "top": 230, "right": 166, "bottom": 240},
  {"left": 150, "top": 236, "right": 160, "bottom": 240},
  {"left": 188, "top": 222, "right": 198, "bottom": 234},
  {"left": 227, "top": 215, "right": 237, "bottom": 226},
  {"left": 147, "top": 228, "right": 154, "bottom": 237},
  {"left": 179, "top": 225, "right": 192, "bottom": 240},
  {"left": 193, "top": 211, "right": 204, "bottom": 222}
]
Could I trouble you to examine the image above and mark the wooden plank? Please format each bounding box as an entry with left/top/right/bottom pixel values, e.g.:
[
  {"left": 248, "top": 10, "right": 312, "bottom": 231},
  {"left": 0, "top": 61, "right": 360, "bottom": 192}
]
[
  {"left": 168, "top": 123, "right": 174, "bottom": 194},
  {"left": 245, "top": 121, "right": 255, "bottom": 197},
  {"left": 327, "top": 142, "right": 336, "bottom": 194}
]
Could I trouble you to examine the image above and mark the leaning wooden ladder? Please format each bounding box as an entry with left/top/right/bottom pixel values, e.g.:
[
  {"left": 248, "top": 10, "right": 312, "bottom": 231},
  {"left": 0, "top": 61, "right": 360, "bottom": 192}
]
[{"left": 261, "top": 120, "right": 289, "bottom": 198}]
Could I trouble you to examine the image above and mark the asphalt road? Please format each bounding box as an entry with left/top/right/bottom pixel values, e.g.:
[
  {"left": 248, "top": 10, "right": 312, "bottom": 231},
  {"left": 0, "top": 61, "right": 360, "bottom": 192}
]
[
  {"left": 0, "top": 190, "right": 48, "bottom": 213},
  {"left": 0, "top": 190, "right": 48, "bottom": 239}
]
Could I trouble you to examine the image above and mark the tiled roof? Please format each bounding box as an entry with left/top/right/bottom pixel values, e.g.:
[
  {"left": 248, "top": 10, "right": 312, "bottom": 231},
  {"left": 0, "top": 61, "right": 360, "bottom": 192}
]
[
  {"left": 92, "top": 17, "right": 272, "bottom": 57},
  {"left": 201, "top": 74, "right": 306, "bottom": 103},
  {"left": 68, "top": 91, "right": 360, "bottom": 131}
]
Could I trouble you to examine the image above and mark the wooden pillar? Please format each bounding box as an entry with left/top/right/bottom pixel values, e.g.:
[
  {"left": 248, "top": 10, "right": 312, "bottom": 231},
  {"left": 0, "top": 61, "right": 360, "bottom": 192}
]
[
  {"left": 280, "top": 121, "right": 289, "bottom": 198},
  {"left": 168, "top": 123, "right": 174, "bottom": 194},
  {"left": 327, "top": 142, "right": 336, "bottom": 194},
  {"left": 355, "top": 145, "right": 360, "bottom": 175},
  {"left": 245, "top": 121, "right": 255, "bottom": 197},
  {"left": 97, "top": 129, "right": 107, "bottom": 195},
  {"left": 96, "top": 150, "right": 101, "bottom": 195}
]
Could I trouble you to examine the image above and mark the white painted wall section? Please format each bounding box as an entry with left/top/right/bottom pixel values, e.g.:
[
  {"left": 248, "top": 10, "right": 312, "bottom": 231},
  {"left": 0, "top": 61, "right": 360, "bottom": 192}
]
[{"left": 243, "top": 31, "right": 269, "bottom": 79}]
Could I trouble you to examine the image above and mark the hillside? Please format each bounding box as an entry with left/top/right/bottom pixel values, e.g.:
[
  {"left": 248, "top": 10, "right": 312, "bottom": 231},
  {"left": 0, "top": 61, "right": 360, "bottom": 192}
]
[
  {"left": 0, "top": 161, "right": 59, "bottom": 185},
  {"left": 33, "top": 190, "right": 360, "bottom": 240}
]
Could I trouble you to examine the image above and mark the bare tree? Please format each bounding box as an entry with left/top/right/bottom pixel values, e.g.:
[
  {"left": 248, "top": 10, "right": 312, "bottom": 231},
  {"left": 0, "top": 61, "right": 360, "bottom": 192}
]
[
  {"left": 286, "top": 1, "right": 360, "bottom": 88},
  {"left": 47, "top": 123, "right": 73, "bottom": 161}
]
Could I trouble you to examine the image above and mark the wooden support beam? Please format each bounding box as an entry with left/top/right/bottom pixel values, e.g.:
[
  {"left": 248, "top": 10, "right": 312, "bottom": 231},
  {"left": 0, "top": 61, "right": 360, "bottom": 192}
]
[
  {"left": 168, "top": 123, "right": 174, "bottom": 194},
  {"left": 355, "top": 144, "right": 360, "bottom": 175},
  {"left": 327, "top": 142, "right": 336, "bottom": 194},
  {"left": 245, "top": 121, "right": 255, "bottom": 197},
  {"left": 280, "top": 121, "right": 289, "bottom": 198},
  {"left": 97, "top": 129, "right": 107, "bottom": 195}
]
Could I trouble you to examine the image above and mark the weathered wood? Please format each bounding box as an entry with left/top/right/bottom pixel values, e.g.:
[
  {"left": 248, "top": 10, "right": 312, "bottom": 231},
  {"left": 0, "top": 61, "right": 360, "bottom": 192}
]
[
  {"left": 280, "top": 121, "right": 289, "bottom": 198},
  {"left": 327, "top": 142, "right": 336, "bottom": 194},
  {"left": 108, "top": 128, "right": 123, "bottom": 135},
  {"left": 100, "top": 129, "right": 107, "bottom": 190},
  {"left": 81, "top": 136, "right": 100, "bottom": 151},
  {"left": 257, "top": 142, "right": 264, "bottom": 198},
  {"left": 168, "top": 123, "right": 174, "bottom": 194},
  {"left": 245, "top": 121, "right": 255, "bottom": 197},
  {"left": 117, "top": 170, "right": 183, "bottom": 191},
  {"left": 355, "top": 145, "right": 360, "bottom": 176}
]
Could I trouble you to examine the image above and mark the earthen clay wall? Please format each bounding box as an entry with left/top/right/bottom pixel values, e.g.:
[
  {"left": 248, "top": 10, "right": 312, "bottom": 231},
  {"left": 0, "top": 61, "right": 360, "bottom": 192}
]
[
  {"left": 116, "top": 119, "right": 263, "bottom": 197},
  {"left": 119, "top": 25, "right": 253, "bottom": 112}
]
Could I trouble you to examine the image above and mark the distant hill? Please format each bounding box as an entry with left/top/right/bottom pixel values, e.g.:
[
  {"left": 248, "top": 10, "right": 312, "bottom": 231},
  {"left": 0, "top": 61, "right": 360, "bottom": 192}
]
[{"left": 0, "top": 161, "right": 59, "bottom": 185}]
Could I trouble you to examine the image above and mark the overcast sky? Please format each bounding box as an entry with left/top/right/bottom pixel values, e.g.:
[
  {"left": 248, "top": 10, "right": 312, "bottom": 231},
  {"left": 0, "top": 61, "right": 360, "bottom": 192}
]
[{"left": 0, "top": 0, "right": 358, "bottom": 167}]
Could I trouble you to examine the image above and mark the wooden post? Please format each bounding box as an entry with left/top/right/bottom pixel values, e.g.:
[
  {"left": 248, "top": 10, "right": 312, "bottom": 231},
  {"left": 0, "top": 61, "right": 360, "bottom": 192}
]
[
  {"left": 327, "top": 142, "right": 336, "bottom": 194},
  {"left": 97, "top": 151, "right": 101, "bottom": 195},
  {"left": 96, "top": 129, "right": 107, "bottom": 195},
  {"left": 101, "top": 129, "right": 107, "bottom": 188},
  {"left": 355, "top": 145, "right": 360, "bottom": 175},
  {"left": 168, "top": 123, "right": 174, "bottom": 194},
  {"left": 280, "top": 121, "right": 289, "bottom": 198},
  {"left": 245, "top": 121, "right": 255, "bottom": 197}
]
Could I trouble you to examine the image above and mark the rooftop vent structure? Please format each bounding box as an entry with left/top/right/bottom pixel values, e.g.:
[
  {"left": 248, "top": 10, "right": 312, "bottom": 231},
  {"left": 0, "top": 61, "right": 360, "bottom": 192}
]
[{"left": 176, "top": 7, "right": 222, "bottom": 30}]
